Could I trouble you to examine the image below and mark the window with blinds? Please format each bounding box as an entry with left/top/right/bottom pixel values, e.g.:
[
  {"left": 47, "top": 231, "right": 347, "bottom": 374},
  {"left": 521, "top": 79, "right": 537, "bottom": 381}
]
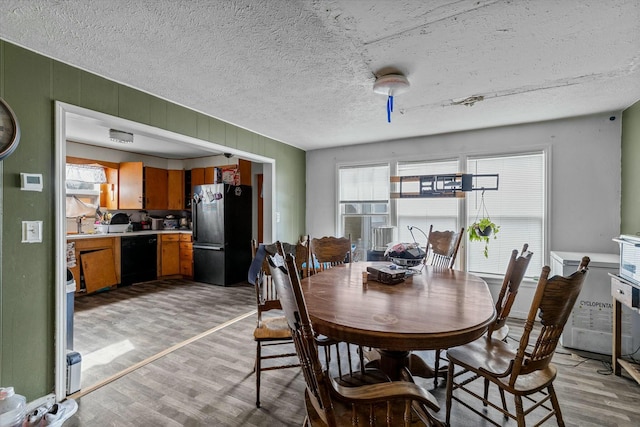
[
  {"left": 338, "top": 164, "right": 390, "bottom": 257},
  {"left": 466, "top": 152, "right": 545, "bottom": 277},
  {"left": 396, "top": 159, "right": 460, "bottom": 244}
]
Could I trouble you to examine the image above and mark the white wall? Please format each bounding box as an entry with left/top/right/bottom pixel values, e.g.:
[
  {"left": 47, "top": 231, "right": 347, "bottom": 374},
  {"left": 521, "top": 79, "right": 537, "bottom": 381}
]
[{"left": 306, "top": 113, "right": 622, "bottom": 265}]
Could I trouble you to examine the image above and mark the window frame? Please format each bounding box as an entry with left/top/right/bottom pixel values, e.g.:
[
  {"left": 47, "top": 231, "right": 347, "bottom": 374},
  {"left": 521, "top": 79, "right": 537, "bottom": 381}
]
[
  {"left": 334, "top": 147, "right": 550, "bottom": 276},
  {"left": 463, "top": 149, "right": 548, "bottom": 278},
  {"left": 336, "top": 162, "right": 391, "bottom": 245}
]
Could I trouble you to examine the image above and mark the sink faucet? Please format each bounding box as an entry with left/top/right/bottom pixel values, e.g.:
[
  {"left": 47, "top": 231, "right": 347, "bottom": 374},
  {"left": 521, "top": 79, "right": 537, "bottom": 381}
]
[{"left": 76, "top": 216, "right": 85, "bottom": 234}]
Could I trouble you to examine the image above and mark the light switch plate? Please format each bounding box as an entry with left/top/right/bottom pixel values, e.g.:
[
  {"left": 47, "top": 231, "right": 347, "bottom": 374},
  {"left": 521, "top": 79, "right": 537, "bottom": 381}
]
[{"left": 22, "top": 221, "right": 43, "bottom": 243}]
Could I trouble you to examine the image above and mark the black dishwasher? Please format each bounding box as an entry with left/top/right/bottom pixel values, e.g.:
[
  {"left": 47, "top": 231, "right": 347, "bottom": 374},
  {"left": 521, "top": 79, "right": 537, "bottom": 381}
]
[{"left": 121, "top": 234, "right": 157, "bottom": 286}]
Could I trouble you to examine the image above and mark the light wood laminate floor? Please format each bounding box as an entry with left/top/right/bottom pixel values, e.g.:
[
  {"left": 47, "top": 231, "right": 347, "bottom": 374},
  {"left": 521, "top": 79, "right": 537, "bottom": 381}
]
[{"left": 65, "top": 279, "right": 640, "bottom": 426}]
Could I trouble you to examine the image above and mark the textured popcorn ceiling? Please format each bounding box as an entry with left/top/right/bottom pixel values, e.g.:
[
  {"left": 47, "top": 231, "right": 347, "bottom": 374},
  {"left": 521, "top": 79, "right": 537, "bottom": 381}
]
[{"left": 1, "top": 0, "right": 639, "bottom": 153}]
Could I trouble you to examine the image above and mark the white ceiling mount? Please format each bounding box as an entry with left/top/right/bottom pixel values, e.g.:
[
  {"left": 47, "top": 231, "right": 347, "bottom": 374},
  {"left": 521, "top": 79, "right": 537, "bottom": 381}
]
[
  {"left": 373, "top": 73, "right": 410, "bottom": 123},
  {"left": 373, "top": 73, "right": 410, "bottom": 96}
]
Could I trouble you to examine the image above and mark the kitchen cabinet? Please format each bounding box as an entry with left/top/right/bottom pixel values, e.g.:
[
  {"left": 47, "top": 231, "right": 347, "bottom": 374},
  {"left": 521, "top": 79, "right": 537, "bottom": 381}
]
[
  {"left": 67, "top": 236, "right": 120, "bottom": 294},
  {"left": 167, "top": 169, "right": 184, "bottom": 210},
  {"left": 191, "top": 167, "right": 205, "bottom": 192},
  {"left": 204, "top": 167, "right": 216, "bottom": 184},
  {"left": 160, "top": 233, "right": 181, "bottom": 277},
  {"left": 119, "top": 162, "right": 144, "bottom": 209},
  {"left": 179, "top": 233, "right": 193, "bottom": 278},
  {"left": 100, "top": 167, "right": 119, "bottom": 210},
  {"left": 119, "top": 162, "right": 170, "bottom": 210},
  {"left": 81, "top": 249, "right": 118, "bottom": 293},
  {"left": 145, "top": 166, "right": 168, "bottom": 209}
]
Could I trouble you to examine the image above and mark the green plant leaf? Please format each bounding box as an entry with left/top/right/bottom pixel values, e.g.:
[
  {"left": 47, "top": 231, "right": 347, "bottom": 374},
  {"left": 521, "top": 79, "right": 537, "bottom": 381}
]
[{"left": 467, "top": 218, "right": 500, "bottom": 258}]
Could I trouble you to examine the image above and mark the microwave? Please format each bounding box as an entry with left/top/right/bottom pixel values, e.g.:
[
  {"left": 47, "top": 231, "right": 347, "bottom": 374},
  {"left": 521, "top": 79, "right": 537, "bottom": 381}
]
[{"left": 613, "top": 235, "right": 640, "bottom": 285}]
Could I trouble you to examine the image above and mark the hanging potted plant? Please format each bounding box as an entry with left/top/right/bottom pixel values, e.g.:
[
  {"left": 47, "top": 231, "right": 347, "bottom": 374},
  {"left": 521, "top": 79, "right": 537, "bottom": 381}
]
[{"left": 468, "top": 192, "right": 500, "bottom": 258}]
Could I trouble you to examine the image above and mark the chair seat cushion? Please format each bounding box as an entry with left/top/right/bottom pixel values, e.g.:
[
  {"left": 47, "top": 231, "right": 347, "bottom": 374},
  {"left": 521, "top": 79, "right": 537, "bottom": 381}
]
[
  {"left": 254, "top": 316, "right": 292, "bottom": 340},
  {"left": 447, "top": 337, "right": 558, "bottom": 393}
]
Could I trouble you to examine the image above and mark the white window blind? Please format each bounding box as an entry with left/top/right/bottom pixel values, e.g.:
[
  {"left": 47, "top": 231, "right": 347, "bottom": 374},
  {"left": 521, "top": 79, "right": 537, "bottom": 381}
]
[
  {"left": 466, "top": 153, "right": 545, "bottom": 277},
  {"left": 339, "top": 164, "right": 389, "bottom": 203},
  {"left": 339, "top": 164, "right": 390, "bottom": 257},
  {"left": 396, "top": 160, "right": 459, "bottom": 244}
]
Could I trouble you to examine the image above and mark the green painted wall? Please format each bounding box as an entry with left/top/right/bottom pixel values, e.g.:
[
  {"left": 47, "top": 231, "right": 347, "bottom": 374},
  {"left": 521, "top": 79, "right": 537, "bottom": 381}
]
[
  {"left": 621, "top": 100, "right": 640, "bottom": 234},
  {"left": 0, "top": 40, "right": 306, "bottom": 400}
]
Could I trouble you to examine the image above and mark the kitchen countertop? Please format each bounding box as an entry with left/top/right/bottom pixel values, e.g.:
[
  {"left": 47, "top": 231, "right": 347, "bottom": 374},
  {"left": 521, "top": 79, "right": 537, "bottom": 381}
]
[{"left": 67, "top": 229, "right": 192, "bottom": 240}]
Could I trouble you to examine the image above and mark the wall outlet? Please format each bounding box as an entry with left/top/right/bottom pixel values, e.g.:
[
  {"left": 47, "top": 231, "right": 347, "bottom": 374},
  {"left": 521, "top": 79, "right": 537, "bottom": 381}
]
[{"left": 276, "top": 212, "right": 281, "bottom": 223}]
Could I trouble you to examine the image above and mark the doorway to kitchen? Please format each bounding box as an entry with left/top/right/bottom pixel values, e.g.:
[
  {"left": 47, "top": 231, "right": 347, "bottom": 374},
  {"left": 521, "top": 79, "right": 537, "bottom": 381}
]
[{"left": 54, "top": 102, "right": 276, "bottom": 400}]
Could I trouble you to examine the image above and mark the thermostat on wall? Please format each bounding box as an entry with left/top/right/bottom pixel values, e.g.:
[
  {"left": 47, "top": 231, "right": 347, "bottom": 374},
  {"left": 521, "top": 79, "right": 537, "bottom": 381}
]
[{"left": 20, "top": 173, "right": 43, "bottom": 192}]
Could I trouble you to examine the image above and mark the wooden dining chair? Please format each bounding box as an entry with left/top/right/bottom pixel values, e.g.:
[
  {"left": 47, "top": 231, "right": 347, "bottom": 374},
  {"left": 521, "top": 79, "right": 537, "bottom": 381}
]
[
  {"left": 445, "top": 256, "right": 590, "bottom": 427},
  {"left": 310, "top": 235, "right": 352, "bottom": 274},
  {"left": 425, "top": 225, "right": 463, "bottom": 386},
  {"left": 488, "top": 244, "right": 534, "bottom": 342},
  {"left": 250, "top": 239, "right": 303, "bottom": 408},
  {"left": 424, "top": 225, "right": 464, "bottom": 269},
  {"left": 267, "top": 242, "right": 442, "bottom": 427},
  {"left": 431, "top": 243, "right": 533, "bottom": 388},
  {"left": 309, "top": 235, "right": 367, "bottom": 377}
]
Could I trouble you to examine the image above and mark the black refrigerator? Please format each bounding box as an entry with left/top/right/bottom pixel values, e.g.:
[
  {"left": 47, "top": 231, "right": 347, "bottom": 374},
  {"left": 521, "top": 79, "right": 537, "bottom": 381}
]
[{"left": 192, "top": 183, "right": 252, "bottom": 286}]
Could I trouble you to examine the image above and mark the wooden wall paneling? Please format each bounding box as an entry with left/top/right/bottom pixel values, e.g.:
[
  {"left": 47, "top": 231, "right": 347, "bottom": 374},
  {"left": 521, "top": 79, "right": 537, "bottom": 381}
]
[
  {"left": 166, "top": 103, "right": 197, "bottom": 138},
  {"left": 79, "top": 71, "right": 118, "bottom": 116},
  {"left": 118, "top": 86, "right": 151, "bottom": 125}
]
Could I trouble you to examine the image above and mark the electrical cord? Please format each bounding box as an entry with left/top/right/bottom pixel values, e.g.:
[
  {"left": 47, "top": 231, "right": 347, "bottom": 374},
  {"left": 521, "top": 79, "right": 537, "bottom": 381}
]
[{"left": 505, "top": 333, "right": 614, "bottom": 373}]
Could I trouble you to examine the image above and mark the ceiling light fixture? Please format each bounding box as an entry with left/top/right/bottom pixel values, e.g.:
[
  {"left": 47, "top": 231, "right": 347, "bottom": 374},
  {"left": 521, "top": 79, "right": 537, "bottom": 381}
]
[
  {"left": 373, "top": 73, "right": 410, "bottom": 123},
  {"left": 109, "top": 129, "right": 134, "bottom": 144}
]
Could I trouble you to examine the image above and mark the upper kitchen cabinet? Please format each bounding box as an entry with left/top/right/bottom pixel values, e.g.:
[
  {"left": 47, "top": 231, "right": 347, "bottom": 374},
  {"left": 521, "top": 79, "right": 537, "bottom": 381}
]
[
  {"left": 119, "top": 162, "right": 187, "bottom": 210},
  {"left": 119, "top": 162, "right": 144, "bottom": 209},
  {"left": 167, "top": 169, "right": 184, "bottom": 210},
  {"left": 145, "top": 167, "right": 168, "bottom": 209},
  {"left": 191, "top": 167, "right": 205, "bottom": 189},
  {"left": 100, "top": 167, "right": 119, "bottom": 210},
  {"left": 119, "top": 162, "right": 168, "bottom": 210}
]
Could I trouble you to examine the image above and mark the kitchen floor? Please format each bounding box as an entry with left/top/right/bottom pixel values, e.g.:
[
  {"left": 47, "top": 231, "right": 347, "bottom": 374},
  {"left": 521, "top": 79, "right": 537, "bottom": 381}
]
[
  {"left": 67, "top": 279, "right": 640, "bottom": 426},
  {"left": 73, "top": 279, "right": 255, "bottom": 388}
]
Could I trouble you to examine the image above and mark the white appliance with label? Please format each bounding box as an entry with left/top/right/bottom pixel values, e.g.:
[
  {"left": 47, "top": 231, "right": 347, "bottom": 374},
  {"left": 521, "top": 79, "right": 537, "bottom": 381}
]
[{"left": 551, "top": 251, "right": 640, "bottom": 355}]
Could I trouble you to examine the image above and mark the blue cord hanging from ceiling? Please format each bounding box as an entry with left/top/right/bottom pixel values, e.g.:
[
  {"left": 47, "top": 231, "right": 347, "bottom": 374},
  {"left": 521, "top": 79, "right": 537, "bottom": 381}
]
[{"left": 373, "top": 73, "right": 409, "bottom": 123}]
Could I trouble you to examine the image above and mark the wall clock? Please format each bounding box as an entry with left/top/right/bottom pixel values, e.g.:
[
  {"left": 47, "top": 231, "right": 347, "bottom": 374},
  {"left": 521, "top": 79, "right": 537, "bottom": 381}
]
[{"left": 0, "top": 97, "right": 21, "bottom": 160}]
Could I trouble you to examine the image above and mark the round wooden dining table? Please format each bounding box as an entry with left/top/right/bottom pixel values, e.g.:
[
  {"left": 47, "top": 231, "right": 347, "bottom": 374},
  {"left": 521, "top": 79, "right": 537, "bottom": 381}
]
[{"left": 299, "top": 262, "right": 496, "bottom": 380}]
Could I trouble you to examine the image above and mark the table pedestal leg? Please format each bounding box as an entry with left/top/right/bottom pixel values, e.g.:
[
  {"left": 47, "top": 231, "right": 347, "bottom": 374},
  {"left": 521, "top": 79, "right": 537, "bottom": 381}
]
[
  {"left": 378, "top": 350, "right": 445, "bottom": 426},
  {"left": 378, "top": 350, "right": 410, "bottom": 381}
]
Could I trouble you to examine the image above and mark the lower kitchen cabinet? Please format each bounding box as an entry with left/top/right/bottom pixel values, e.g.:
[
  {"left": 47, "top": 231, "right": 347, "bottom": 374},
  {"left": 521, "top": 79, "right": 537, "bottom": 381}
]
[
  {"left": 179, "top": 233, "right": 193, "bottom": 278},
  {"left": 161, "top": 233, "right": 181, "bottom": 277},
  {"left": 67, "top": 236, "right": 120, "bottom": 294}
]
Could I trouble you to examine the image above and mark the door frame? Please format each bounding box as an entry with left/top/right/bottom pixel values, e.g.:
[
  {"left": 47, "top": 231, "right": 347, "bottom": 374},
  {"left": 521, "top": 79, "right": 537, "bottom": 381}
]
[{"left": 54, "top": 101, "right": 276, "bottom": 400}]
